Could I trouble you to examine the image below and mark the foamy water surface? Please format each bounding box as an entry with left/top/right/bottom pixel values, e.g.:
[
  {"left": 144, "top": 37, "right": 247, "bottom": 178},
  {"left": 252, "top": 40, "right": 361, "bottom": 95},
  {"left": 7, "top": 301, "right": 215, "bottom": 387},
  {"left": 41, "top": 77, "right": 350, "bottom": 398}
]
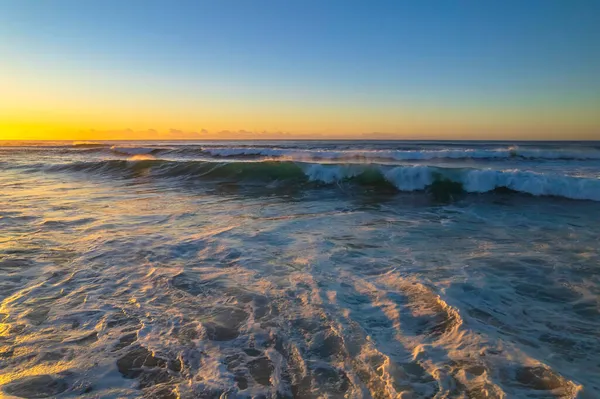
[{"left": 1, "top": 141, "right": 599, "bottom": 398}]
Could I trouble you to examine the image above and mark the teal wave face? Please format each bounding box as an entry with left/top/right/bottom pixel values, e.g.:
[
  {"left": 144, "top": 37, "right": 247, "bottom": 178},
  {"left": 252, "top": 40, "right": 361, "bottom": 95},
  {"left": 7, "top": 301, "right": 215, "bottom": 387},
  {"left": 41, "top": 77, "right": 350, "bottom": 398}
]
[{"left": 29, "top": 159, "right": 600, "bottom": 202}]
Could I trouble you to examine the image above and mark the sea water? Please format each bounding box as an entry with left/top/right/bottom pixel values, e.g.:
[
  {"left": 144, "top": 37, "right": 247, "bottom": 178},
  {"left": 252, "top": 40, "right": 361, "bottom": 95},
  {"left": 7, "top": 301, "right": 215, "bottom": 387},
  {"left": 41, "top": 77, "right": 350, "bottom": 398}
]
[{"left": 0, "top": 140, "right": 599, "bottom": 398}]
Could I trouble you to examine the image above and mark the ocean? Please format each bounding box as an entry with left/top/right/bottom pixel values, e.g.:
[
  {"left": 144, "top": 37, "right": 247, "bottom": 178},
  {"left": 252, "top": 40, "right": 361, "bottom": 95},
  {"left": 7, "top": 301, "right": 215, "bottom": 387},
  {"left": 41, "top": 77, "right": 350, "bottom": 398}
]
[{"left": 0, "top": 140, "right": 599, "bottom": 398}]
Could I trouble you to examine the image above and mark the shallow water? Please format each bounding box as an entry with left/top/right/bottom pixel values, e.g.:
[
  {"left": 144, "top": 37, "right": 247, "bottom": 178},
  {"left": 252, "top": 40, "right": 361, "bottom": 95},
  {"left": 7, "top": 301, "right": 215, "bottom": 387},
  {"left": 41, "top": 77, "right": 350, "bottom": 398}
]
[{"left": 0, "top": 141, "right": 599, "bottom": 398}]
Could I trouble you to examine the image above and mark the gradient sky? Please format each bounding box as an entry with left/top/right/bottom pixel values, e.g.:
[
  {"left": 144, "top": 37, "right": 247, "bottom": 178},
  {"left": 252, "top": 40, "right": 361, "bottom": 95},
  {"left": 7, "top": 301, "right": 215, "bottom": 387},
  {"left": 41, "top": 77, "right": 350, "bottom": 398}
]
[{"left": 1, "top": 0, "right": 599, "bottom": 140}]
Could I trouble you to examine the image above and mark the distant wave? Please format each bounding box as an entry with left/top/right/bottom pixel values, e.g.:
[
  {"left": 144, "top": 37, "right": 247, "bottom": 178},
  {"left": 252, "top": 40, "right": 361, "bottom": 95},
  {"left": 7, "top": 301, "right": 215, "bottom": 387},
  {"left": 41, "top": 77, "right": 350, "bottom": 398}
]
[
  {"left": 110, "top": 146, "right": 159, "bottom": 155},
  {"left": 197, "top": 146, "right": 600, "bottom": 161},
  {"left": 56, "top": 144, "right": 600, "bottom": 162},
  {"left": 72, "top": 141, "right": 109, "bottom": 148},
  {"left": 43, "top": 159, "right": 600, "bottom": 201}
]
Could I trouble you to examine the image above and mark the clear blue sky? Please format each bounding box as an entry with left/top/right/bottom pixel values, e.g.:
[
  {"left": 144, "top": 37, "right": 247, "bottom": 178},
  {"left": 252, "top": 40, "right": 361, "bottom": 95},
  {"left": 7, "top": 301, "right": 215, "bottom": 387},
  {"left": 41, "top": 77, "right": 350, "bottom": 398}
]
[{"left": 1, "top": 0, "right": 599, "bottom": 139}]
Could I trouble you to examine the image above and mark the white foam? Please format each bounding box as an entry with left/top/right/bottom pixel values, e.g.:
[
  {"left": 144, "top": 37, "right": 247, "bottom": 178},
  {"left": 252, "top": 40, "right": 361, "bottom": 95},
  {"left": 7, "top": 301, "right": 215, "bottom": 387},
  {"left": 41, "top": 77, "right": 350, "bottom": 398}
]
[
  {"left": 301, "top": 164, "right": 365, "bottom": 183},
  {"left": 297, "top": 163, "right": 600, "bottom": 201},
  {"left": 460, "top": 168, "right": 600, "bottom": 201},
  {"left": 516, "top": 148, "right": 600, "bottom": 160},
  {"left": 383, "top": 166, "right": 433, "bottom": 191}
]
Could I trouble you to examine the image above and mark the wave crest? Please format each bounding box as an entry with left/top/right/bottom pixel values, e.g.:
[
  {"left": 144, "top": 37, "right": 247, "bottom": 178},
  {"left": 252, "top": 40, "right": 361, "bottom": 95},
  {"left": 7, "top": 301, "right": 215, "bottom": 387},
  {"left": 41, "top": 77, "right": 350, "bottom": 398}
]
[{"left": 44, "top": 159, "right": 600, "bottom": 202}]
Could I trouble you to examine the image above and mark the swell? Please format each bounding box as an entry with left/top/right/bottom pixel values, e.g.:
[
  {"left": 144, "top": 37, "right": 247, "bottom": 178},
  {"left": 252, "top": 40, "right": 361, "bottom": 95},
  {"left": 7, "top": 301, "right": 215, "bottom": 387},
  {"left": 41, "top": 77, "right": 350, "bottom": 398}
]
[
  {"left": 187, "top": 146, "right": 600, "bottom": 161},
  {"left": 84, "top": 145, "right": 600, "bottom": 161},
  {"left": 41, "top": 159, "right": 600, "bottom": 201},
  {"left": 4, "top": 144, "right": 599, "bottom": 162},
  {"left": 72, "top": 142, "right": 110, "bottom": 148}
]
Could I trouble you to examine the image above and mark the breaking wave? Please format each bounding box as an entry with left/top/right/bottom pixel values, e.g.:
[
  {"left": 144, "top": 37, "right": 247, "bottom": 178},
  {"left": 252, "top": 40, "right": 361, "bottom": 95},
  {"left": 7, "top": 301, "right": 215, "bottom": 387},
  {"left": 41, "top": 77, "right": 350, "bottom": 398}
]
[{"left": 45, "top": 159, "right": 600, "bottom": 201}]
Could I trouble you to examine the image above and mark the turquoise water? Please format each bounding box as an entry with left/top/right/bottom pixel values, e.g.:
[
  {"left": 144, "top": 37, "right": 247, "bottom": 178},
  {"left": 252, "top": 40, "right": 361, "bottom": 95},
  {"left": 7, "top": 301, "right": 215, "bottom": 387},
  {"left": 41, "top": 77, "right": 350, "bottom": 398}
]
[{"left": 1, "top": 141, "right": 599, "bottom": 398}]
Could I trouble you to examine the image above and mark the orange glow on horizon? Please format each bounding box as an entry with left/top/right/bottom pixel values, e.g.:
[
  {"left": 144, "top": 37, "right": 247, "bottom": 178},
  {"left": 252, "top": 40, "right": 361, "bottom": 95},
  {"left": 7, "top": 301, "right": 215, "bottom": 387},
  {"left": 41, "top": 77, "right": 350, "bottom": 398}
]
[{"left": 2, "top": 123, "right": 599, "bottom": 141}]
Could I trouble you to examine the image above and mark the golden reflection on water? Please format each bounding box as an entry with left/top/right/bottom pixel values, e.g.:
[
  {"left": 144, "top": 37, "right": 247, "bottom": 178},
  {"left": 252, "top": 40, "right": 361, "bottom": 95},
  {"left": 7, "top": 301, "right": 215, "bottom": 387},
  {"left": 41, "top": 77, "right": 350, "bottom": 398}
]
[
  {"left": 0, "top": 150, "right": 597, "bottom": 397},
  {"left": 0, "top": 323, "right": 10, "bottom": 337},
  {"left": 0, "top": 361, "right": 74, "bottom": 387}
]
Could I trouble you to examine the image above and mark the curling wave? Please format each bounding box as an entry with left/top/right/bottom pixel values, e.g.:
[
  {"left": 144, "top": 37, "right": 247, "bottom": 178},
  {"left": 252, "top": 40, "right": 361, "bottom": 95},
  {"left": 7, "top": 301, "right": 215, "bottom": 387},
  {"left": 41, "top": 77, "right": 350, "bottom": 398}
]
[{"left": 45, "top": 159, "right": 600, "bottom": 201}]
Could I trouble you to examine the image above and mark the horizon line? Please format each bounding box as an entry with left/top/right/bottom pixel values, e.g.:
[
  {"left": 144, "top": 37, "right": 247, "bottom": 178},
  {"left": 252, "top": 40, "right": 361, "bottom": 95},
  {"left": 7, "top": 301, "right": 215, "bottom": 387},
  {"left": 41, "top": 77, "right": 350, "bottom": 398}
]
[{"left": 3, "top": 138, "right": 600, "bottom": 143}]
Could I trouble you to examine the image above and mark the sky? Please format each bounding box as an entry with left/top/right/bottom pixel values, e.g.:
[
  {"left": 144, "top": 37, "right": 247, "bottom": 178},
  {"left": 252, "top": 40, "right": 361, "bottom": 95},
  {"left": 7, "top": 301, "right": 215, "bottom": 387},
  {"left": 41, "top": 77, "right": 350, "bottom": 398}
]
[{"left": 1, "top": 0, "right": 599, "bottom": 140}]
